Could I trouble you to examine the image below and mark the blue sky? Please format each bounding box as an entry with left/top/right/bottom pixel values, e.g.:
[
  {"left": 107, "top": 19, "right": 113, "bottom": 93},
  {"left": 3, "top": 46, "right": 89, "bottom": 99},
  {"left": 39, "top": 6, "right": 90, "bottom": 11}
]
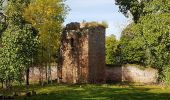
[{"left": 64, "top": 0, "right": 132, "bottom": 39}]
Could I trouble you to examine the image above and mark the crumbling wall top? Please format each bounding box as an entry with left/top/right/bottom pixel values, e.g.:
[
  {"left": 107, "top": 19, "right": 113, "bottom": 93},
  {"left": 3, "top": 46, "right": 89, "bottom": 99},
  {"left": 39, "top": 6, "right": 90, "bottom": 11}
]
[
  {"left": 81, "top": 21, "right": 108, "bottom": 29},
  {"left": 66, "top": 22, "right": 80, "bottom": 30},
  {"left": 65, "top": 22, "right": 107, "bottom": 31}
]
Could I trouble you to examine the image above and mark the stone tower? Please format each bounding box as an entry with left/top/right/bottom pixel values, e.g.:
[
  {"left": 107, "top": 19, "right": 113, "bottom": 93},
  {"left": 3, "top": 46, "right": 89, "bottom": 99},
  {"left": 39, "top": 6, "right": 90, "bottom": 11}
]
[{"left": 59, "top": 22, "right": 106, "bottom": 83}]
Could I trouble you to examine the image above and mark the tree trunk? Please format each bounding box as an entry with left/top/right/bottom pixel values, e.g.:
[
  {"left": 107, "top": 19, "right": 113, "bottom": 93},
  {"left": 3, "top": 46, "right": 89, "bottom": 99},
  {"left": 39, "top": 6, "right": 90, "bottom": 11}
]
[
  {"left": 49, "top": 64, "right": 52, "bottom": 84},
  {"left": 39, "top": 66, "right": 44, "bottom": 86},
  {"left": 45, "top": 63, "right": 48, "bottom": 81},
  {"left": 47, "top": 64, "right": 50, "bottom": 84},
  {"left": 5, "top": 79, "right": 11, "bottom": 90},
  {"left": 1, "top": 80, "right": 3, "bottom": 88},
  {"left": 26, "top": 67, "right": 30, "bottom": 86},
  {"left": 47, "top": 64, "right": 49, "bottom": 84}
]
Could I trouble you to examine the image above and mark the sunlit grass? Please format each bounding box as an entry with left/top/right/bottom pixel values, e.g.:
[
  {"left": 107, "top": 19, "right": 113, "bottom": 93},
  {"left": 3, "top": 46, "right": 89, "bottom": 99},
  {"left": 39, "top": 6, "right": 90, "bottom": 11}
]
[{"left": 1, "top": 83, "right": 170, "bottom": 100}]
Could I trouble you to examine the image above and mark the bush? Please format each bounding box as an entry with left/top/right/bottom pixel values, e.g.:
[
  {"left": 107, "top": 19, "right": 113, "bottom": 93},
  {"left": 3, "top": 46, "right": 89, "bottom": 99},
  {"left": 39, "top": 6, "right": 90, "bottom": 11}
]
[{"left": 163, "top": 66, "right": 170, "bottom": 85}]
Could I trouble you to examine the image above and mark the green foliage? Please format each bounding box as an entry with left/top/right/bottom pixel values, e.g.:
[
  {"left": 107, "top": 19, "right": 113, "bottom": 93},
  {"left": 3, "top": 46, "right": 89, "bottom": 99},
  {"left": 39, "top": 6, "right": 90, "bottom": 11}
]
[
  {"left": 0, "top": 0, "right": 4, "bottom": 10},
  {"left": 0, "top": 21, "right": 6, "bottom": 36},
  {"left": 120, "top": 23, "right": 146, "bottom": 64},
  {"left": 0, "top": 24, "right": 38, "bottom": 82},
  {"left": 115, "top": 0, "right": 144, "bottom": 22},
  {"left": 141, "top": 13, "right": 170, "bottom": 68},
  {"left": 0, "top": 0, "right": 38, "bottom": 84},
  {"left": 119, "top": 0, "right": 170, "bottom": 82},
  {"left": 143, "top": 0, "right": 170, "bottom": 14},
  {"left": 0, "top": 0, "right": 68, "bottom": 85},
  {"left": 120, "top": 13, "right": 170, "bottom": 67},
  {"left": 105, "top": 35, "right": 120, "bottom": 65},
  {"left": 24, "top": 0, "right": 68, "bottom": 64},
  {"left": 5, "top": 0, "right": 28, "bottom": 26},
  {"left": 0, "top": 0, "right": 7, "bottom": 36},
  {"left": 163, "top": 66, "right": 170, "bottom": 85},
  {"left": 115, "top": 0, "right": 170, "bottom": 22}
]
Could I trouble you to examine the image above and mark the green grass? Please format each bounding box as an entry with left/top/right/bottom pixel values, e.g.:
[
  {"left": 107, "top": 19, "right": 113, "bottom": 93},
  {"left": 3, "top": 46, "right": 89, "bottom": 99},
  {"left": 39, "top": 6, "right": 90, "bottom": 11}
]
[{"left": 1, "top": 83, "right": 170, "bottom": 100}]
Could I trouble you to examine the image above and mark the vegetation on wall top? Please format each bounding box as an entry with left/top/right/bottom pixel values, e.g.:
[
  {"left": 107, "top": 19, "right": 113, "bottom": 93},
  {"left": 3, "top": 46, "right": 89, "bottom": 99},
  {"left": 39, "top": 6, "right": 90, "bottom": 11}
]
[{"left": 83, "top": 21, "right": 108, "bottom": 28}]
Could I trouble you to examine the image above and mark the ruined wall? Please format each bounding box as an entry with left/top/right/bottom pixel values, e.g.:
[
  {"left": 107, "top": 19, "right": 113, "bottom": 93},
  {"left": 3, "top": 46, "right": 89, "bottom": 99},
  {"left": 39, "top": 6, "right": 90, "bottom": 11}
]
[
  {"left": 105, "top": 66, "right": 122, "bottom": 82},
  {"left": 88, "top": 27, "right": 106, "bottom": 83},
  {"left": 29, "top": 64, "right": 158, "bottom": 84},
  {"left": 60, "top": 22, "right": 106, "bottom": 83},
  {"left": 29, "top": 66, "right": 58, "bottom": 83},
  {"left": 122, "top": 65, "right": 158, "bottom": 83},
  {"left": 106, "top": 64, "right": 158, "bottom": 84},
  {"left": 60, "top": 23, "right": 88, "bottom": 83}
]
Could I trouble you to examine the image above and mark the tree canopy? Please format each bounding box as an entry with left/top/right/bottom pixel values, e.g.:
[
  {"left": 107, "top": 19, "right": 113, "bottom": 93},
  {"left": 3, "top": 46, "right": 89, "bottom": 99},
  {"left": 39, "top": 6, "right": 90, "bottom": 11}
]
[
  {"left": 118, "top": 0, "right": 170, "bottom": 82},
  {"left": 24, "top": 0, "right": 68, "bottom": 64},
  {"left": 115, "top": 0, "right": 170, "bottom": 22},
  {"left": 106, "top": 35, "right": 120, "bottom": 65},
  {"left": 0, "top": 0, "right": 68, "bottom": 87},
  {"left": 0, "top": 0, "right": 38, "bottom": 87}
]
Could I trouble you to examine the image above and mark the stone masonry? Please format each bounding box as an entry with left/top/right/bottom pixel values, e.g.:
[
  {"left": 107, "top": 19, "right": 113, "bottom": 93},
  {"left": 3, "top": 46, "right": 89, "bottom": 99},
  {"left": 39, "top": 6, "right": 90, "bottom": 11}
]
[
  {"left": 58, "top": 22, "right": 106, "bottom": 84},
  {"left": 106, "top": 64, "right": 158, "bottom": 84}
]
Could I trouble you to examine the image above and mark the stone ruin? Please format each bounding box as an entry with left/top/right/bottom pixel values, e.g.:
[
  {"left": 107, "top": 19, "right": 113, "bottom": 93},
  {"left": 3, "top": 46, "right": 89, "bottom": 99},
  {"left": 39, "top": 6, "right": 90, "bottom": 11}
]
[
  {"left": 58, "top": 22, "right": 106, "bottom": 83},
  {"left": 28, "top": 22, "right": 158, "bottom": 84}
]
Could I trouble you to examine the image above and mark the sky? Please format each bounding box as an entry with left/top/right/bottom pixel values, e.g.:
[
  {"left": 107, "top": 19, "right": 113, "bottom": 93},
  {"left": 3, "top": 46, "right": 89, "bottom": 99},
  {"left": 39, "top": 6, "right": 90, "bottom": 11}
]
[{"left": 64, "top": 0, "right": 132, "bottom": 39}]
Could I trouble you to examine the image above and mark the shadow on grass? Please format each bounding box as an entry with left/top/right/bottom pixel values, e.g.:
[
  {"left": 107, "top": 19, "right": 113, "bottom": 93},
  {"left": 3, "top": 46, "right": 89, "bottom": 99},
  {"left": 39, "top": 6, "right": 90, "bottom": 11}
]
[{"left": 16, "top": 84, "right": 170, "bottom": 100}]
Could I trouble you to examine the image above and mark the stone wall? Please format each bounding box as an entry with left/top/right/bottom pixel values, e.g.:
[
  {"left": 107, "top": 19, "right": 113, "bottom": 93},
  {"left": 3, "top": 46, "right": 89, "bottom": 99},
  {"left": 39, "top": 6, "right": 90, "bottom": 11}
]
[
  {"left": 88, "top": 27, "right": 106, "bottom": 83},
  {"left": 29, "top": 64, "right": 158, "bottom": 84},
  {"left": 105, "top": 66, "right": 122, "bottom": 82},
  {"left": 59, "top": 23, "right": 89, "bottom": 83},
  {"left": 106, "top": 64, "right": 158, "bottom": 84},
  {"left": 59, "top": 22, "right": 106, "bottom": 83},
  {"left": 29, "top": 66, "right": 58, "bottom": 83}
]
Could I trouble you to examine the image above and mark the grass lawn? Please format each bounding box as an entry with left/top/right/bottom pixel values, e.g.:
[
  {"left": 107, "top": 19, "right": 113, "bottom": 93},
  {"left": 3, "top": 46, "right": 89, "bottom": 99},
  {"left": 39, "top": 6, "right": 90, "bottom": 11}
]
[{"left": 1, "top": 83, "right": 170, "bottom": 100}]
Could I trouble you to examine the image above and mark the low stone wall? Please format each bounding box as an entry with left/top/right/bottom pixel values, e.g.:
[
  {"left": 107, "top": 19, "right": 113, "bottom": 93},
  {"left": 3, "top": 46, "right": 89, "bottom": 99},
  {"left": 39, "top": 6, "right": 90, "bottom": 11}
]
[
  {"left": 29, "top": 64, "right": 158, "bottom": 84},
  {"left": 105, "top": 66, "right": 122, "bottom": 82},
  {"left": 106, "top": 64, "right": 158, "bottom": 84},
  {"left": 29, "top": 66, "right": 58, "bottom": 83}
]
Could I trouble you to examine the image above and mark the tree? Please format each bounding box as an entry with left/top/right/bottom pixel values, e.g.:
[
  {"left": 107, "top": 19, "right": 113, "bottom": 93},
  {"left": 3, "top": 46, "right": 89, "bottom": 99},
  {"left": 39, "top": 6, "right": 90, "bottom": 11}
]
[
  {"left": 24, "top": 0, "right": 68, "bottom": 54},
  {"left": 120, "top": 12, "right": 170, "bottom": 83},
  {"left": 0, "top": 24, "right": 38, "bottom": 87},
  {"left": 118, "top": 0, "right": 170, "bottom": 82},
  {"left": 0, "top": 0, "right": 5, "bottom": 10},
  {"left": 140, "top": 13, "right": 170, "bottom": 70},
  {"left": 115, "top": 0, "right": 170, "bottom": 22},
  {"left": 0, "top": 0, "right": 7, "bottom": 36},
  {"left": 23, "top": 0, "right": 68, "bottom": 83},
  {"left": 105, "top": 35, "right": 120, "bottom": 65},
  {"left": 0, "top": 0, "right": 38, "bottom": 88},
  {"left": 115, "top": 0, "right": 143, "bottom": 22},
  {"left": 120, "top": 23, "right": 146, "bottom": 65}
]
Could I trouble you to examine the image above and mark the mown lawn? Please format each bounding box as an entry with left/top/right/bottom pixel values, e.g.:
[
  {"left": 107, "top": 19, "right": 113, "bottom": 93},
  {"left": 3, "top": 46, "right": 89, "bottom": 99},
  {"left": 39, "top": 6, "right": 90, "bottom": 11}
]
[{"left": 1, "top": 83, "right": 170, "bottom": 100}]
